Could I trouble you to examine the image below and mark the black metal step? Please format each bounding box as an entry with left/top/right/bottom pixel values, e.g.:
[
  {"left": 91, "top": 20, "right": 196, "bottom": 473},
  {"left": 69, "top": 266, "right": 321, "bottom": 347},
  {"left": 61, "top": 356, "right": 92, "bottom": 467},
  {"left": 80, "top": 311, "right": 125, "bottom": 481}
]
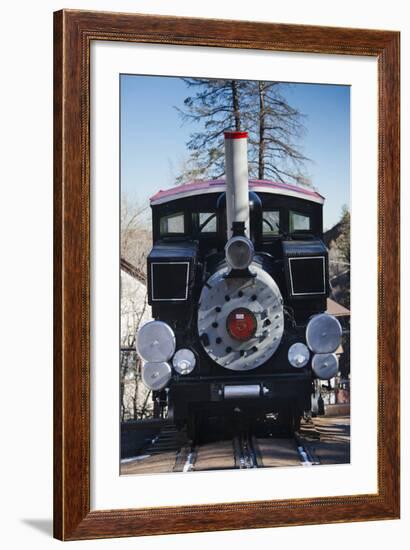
[{"left": 145, "top": 426, "right": 187, "bottom": 455}]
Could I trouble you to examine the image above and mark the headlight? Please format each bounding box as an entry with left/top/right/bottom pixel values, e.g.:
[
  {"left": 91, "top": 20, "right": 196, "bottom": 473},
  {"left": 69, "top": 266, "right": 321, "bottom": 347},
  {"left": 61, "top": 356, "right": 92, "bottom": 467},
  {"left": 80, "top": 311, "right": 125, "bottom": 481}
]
[
  {"left": 306, "top": 313, "right": 342, "bottom": 354},
  {"left": 172, "top": 348, "right": 196, "bottom": 375},
  {"left": 312, "top": 353, "right": 339, "bottom": 380},
  {"left": 136, "top": 320, "right": 176, "bottom": 362},
  {"left": 225, "top": 236, "right": 254, "bottom": 270},
  {"left": 288, "top": 342, "right": 310, "bottom": 368},
  {"left": 142, "top": 361, "right": 172, "bottom": 391}
]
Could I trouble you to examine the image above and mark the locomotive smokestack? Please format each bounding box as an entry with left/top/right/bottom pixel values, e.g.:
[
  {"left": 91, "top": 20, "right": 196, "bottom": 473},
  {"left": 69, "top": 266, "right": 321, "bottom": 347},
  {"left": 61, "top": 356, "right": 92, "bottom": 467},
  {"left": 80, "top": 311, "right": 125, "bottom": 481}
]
[{"left": 224, "top": 131, "right": 250, "bottom": 238}]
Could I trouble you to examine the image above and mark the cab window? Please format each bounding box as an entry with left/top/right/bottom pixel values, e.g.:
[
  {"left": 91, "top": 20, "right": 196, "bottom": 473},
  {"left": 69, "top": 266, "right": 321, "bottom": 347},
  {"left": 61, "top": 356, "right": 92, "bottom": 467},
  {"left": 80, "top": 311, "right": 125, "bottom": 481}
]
[
  {"left": 290, "top": 211, "right": 311, "bottom": 232},
  {"left": 262, "top": 210, "right": 280, "bottom": 235},
  {"left": 198, "top": 212, "right": 217, "bottom": 233},
  {"left": 160, "top": 212, "right": 184, "bottom": 235}
]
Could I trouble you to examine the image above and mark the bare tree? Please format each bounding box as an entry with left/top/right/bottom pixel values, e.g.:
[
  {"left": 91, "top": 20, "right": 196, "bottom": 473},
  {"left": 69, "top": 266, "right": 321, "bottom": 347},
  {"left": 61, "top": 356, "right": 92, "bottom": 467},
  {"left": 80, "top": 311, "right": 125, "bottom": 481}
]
[
  {"left": 120, "top": 198, "right": 153, "bottom": 420},
  {"left": 121, "top": 196, "right": 151, "bottom": 269},
  {"left": 120, "top": 290, "right": 153, "bottom": 421}
]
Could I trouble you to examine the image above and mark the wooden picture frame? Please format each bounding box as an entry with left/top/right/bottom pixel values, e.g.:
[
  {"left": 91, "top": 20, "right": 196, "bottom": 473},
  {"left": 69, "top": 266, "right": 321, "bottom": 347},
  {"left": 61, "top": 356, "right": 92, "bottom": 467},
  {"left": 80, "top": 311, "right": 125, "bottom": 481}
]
[{"left": 54, "top": 9, "right": 400, "bottom": 540}]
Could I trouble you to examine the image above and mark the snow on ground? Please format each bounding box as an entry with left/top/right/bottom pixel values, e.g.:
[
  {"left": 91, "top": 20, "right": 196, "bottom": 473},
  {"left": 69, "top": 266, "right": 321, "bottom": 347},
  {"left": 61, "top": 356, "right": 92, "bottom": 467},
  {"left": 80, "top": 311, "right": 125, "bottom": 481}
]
[{"left": 121, "top": 269, "right": 151, "bottom": 345}]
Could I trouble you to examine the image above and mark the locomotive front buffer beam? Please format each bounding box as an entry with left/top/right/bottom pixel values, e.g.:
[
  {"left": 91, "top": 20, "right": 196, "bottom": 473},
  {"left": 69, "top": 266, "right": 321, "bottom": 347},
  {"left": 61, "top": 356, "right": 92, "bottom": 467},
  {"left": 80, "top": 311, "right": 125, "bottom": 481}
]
[{"left": 167, "top": 374, "right": 312, "bottom": 425}]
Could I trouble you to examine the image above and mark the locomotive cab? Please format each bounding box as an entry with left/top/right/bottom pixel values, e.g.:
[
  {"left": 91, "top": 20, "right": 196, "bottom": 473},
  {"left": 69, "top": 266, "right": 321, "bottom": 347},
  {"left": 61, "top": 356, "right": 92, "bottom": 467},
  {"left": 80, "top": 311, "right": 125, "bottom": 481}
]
[{"left": 137, "top": 131, "right": 341, "bottom": 438}]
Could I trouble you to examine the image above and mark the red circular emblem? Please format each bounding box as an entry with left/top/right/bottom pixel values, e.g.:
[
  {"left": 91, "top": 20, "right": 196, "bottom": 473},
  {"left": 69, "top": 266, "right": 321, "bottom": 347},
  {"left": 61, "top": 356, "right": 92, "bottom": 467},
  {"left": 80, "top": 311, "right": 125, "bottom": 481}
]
[{"left": 226, "top": 308, "right": 257, "bottom": 341}]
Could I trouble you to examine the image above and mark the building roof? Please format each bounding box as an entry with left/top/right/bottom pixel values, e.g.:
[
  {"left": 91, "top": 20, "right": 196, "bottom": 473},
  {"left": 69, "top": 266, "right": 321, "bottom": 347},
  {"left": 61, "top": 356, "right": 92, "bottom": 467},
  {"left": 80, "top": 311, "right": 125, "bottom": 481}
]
[
  {"left": 150, "top": 179, "right": 325, "bottom": 206},
  {"left": 326, "top": 298, "right": 350, "bottom": 317}
]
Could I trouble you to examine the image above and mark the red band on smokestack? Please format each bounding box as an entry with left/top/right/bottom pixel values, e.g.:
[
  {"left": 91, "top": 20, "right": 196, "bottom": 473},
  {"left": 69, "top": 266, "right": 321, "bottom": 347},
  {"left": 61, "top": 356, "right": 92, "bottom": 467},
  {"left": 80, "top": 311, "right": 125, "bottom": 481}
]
[{"left": 224, "top": 131, "right": 248, "bottom": 139}]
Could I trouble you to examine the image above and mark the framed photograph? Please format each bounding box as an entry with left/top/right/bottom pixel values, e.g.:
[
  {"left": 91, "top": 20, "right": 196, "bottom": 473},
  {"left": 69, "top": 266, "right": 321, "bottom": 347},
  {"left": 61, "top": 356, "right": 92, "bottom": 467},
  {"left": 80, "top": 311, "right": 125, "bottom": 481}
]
[{"left": 54, "top": 9, "right": 400, "bottom": 540}]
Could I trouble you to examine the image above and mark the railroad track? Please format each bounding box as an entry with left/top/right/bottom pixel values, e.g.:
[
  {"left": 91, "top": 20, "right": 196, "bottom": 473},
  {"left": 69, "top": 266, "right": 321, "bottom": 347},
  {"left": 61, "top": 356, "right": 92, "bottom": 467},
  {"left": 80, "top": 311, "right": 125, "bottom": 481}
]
[
  {"left": 233, "top": 433, "right": 258, "bottom": 469},
  {"left": 119, "top": 416, "right": 347, "bottom": 475},
  {"left": 173, "top": 429, "right": 320, "bottom": 473}
]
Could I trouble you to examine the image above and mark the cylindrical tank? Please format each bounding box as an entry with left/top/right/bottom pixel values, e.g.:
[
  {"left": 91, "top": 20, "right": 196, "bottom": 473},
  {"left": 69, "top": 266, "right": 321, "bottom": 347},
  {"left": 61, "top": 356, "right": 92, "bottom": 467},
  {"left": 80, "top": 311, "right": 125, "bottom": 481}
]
[{"left": 224, "top": 131, "right": 250, "bottom": 238}]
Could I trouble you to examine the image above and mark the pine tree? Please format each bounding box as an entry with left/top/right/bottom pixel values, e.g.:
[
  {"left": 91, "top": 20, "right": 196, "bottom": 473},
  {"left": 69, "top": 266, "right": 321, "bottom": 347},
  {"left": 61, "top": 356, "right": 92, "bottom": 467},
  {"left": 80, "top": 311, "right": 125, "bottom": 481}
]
[
  {"left": 338, "top": 205, "right": 351, "bottom": 264},
  {"left": 247, "top": 81, "right": 310, "bottom": 185},
  {"left": 175, "top": 78, "right": 250, "bottom": 183},
  {"left": 176, "top": 78, "right": 310, "bottom": 186}
]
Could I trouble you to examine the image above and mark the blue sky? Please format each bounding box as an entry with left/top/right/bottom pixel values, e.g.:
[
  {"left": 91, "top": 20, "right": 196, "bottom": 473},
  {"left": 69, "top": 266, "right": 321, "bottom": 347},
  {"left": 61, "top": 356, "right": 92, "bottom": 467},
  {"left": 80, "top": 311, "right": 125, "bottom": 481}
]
[{"left": 120, "top": 75, "right": 350, "bottom": 230}]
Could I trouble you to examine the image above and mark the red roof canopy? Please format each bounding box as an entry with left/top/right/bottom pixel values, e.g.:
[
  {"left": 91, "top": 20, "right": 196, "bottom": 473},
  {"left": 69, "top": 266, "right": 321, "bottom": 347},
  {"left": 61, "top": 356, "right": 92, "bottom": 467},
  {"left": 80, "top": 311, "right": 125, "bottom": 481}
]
[{"left": 150, "top": 179, "right": 324, "bottom": 206}]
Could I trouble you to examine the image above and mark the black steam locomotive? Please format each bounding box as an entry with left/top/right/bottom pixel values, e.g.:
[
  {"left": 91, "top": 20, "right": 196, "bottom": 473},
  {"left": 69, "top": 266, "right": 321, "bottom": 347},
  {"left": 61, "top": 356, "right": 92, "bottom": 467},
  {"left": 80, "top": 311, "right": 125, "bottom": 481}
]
[{"left": 136, "top": 131, "right": 342, "bottom": 437}]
